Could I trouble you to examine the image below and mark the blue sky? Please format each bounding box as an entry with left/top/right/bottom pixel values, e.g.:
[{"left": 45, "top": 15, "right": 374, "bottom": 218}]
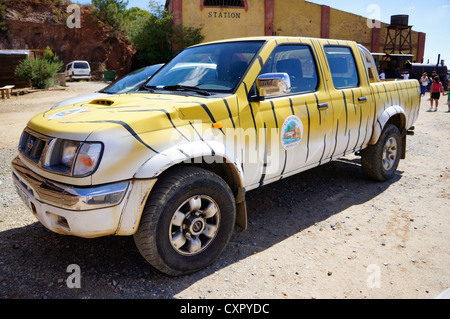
[
  {"left": 75, "top": 0, "right": 448, "bottom": 64},
  {"left": 310, "top": 0, "right": 449, "bottom": 64}
]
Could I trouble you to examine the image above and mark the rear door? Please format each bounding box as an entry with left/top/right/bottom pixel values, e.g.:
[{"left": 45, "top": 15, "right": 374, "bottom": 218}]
[
  {"left": 74, "top": 62, "right": 90, "bottom": 76},
  {"left": 322, "top": 43, "right": 375, "bottom": 158}
]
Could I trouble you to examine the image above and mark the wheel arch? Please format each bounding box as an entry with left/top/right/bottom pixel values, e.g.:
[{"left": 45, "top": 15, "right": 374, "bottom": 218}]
[
  {"left": 370, "top": 106, "right": 407, "bottom": 159},
  {"left": 134, "top": 140, "right": 248, "bottom": 229}
]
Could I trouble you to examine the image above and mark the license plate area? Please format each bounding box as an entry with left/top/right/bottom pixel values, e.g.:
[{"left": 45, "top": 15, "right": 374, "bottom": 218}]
[{"left": 15, "top": 184, "right": 32, "bottom": 211}]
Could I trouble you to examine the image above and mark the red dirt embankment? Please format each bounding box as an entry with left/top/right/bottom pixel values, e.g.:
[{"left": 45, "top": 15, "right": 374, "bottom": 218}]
[{"left": 0, "top": 0, "right": 135, "bottom": 79}]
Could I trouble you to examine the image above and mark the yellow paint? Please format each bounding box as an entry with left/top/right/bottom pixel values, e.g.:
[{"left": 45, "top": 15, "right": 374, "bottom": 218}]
[
  {"left": 273, "top": 0, "right": 322, "bottom": 37},
  {"left": 182, "top": 0, "right": 264, "bottom": 42},
  {"left": 174, "top": 0, "right": 422, "bottom": 59}
]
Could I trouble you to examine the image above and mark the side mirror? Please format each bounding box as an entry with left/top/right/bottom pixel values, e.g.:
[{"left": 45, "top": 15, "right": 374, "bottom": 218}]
[{"left": 256, "top": 73, "right": 291, "bottom": 98}]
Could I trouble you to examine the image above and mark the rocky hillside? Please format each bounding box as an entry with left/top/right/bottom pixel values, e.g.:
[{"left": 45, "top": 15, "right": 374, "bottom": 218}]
[{"left": 0, "top": 0, "right": 136, "bottom": 79}]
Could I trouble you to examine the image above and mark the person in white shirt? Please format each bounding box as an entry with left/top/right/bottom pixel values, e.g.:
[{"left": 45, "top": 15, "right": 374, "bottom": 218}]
[{"left": 419, "top": 72, "right": 428, "bottom": 96}]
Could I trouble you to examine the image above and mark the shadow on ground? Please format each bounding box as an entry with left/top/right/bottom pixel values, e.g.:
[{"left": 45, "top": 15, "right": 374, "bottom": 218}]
[{"left": 0, "top": 157, "right": 401, "bottom": 298}]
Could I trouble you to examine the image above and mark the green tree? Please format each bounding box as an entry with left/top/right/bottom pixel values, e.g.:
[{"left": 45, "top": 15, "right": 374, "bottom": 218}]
[
  {"left": 128, "top": 2, "right": 204, "bottom": 66},
  {"left": 91, "top": 0, "right": 129, "bottom": 31},
  {"left": 43, "top": 45, "right": 62, "bottom": 64},
  {"left": 43, "top": 46, "right": 63, "bottom": 73},
  {"left": 0, "top": 0, "right": 9, "bottom": 33},
  {"left": 123, "top": 6, "right": 151, "bottom": 35},
  {"left": 125, "top": 6, "right": 151, "bottom": 21}
]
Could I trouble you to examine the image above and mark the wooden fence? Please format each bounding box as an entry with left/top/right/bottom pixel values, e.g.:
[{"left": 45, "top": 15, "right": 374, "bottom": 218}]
[{"left": 0, "top": 53, "right": 31, "bottom": 88}]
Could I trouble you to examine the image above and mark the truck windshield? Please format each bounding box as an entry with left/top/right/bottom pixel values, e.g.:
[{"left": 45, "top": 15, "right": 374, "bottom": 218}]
[
  {"left": 99, "top": 64, "right": 163, "bottom": 94},
  {"left": 144, "top": 41, "right": 264, "bottom": 95}
]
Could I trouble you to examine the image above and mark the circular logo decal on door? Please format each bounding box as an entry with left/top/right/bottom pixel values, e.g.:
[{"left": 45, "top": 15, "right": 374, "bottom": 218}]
[{"left": 281, "top": 115, "right": 303, "bottom": 151}]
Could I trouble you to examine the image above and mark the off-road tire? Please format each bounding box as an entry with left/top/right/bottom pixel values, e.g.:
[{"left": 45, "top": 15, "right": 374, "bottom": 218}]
[
  {"left": 134, "top": 166, "right": 236, "bottom": 276},
  {"left": 361, "top": 124, "right": 402, "bottom": 182}
]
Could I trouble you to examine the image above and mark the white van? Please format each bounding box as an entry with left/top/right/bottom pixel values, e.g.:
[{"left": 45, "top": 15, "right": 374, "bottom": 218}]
[{"left": 64, "top": 60, "right": 91, "bottom": 81}]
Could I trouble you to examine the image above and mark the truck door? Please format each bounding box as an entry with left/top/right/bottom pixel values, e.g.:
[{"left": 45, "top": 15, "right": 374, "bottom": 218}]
[
  {"left": 323, "top": 44, "right": 375, "bottom": 158},
  {"left": 240, "top": 42, "right": 335, "bottom": 188}
]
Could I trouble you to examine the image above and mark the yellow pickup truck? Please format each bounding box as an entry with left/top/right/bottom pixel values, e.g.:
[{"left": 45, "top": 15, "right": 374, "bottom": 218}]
[{"left": 12, "top": 37, "right": 420, "bottom": 275}]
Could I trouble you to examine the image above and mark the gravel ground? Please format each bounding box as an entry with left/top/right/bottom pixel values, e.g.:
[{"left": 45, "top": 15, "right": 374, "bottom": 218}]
[{"left": 0, "top": 84, "right": 449, "bottom": 299}]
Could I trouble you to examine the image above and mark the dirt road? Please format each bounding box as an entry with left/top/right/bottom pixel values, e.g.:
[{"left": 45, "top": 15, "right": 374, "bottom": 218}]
[{"left": 0, "top": 83, "right": 448, "bottom": 299}]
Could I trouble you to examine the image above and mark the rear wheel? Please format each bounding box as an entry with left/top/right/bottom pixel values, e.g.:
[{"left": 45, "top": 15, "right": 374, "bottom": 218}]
[
  {"left": 134, "top": 166, "right": 236, "bottom": 276},
  {"left": 361, "top": 124, "right": 402, "bottom": 182}
]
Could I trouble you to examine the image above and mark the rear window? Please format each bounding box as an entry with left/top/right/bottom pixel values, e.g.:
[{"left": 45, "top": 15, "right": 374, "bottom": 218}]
[{"left": 74, "top": 62, "right": 89, "bottom": 69}]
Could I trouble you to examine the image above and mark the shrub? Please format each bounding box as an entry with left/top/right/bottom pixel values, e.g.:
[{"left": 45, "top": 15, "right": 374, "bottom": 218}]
[{"left": 15, "top": 57, "right": 63, "bottom": 89}]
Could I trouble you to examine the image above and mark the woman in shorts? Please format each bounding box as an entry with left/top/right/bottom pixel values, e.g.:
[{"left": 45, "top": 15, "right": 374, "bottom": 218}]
[{"left": 429, "top": 76, "right": 444, "bottom": 112}]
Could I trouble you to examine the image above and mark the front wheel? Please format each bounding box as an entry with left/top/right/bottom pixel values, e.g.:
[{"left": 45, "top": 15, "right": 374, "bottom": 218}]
[
  {"left": 361, "top": 124, "right": 402, "bottom": 182},
  {"left": 134, "top": 166, "right": 236, "bottom": 276}
]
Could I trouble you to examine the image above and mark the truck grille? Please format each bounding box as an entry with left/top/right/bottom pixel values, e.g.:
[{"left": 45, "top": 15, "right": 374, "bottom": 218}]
[{"left": 19, "top": 129, "right": 52, "bottom": 164}]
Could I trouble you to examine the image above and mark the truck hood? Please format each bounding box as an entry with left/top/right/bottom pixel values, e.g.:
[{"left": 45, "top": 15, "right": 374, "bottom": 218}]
[{"left": 27, "top": 93, "right": 222, "bottom": 140}]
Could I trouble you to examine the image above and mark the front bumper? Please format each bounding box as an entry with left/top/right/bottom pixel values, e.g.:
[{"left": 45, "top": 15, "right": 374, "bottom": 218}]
[
  {"left": 67, "top": 75, "right": 91, "bottom": 80},
  {"left": 11, "top": 156, "right": 156, "bottom": 238}
]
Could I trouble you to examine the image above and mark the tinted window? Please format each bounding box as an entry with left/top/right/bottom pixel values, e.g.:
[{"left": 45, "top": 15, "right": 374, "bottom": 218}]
[
  {"left": 260, "top": 44, "right": 319, "bottom": 94},
  {"left": 74, "top": 62, "right": 89, "bottom": 69},
  {"left": 324, "top": 46, "right": 359, "bottom": 89},
  {"left": 204, "top": 0, "right": 245, "bottom": 7}
]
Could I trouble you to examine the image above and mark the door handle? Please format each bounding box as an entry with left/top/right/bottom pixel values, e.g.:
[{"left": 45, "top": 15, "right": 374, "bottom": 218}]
[
  {"left": 358, "top": 97, "right": 368, "bottom": 102},
  {"left": 318, "top": 103, "right": 329, "bottom": 110}
]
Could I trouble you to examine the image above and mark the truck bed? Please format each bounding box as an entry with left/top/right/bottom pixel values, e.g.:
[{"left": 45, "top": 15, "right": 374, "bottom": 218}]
[{"left": 369, "top": 79, "right": 421, "bottom": 145}]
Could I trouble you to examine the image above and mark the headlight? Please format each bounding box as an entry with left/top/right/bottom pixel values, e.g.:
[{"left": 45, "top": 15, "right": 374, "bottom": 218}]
[
  {"left": 18, "top": 128, "right": 104, "bottom": 178},
  {"left": 53, "top": 140, "right": 103, "bottom": 177},
  {"left": 61, "top": 140, "right": 79, "bottom": 168}
]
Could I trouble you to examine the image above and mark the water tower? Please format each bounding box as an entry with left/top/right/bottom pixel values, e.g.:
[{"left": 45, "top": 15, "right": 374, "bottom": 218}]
[
  {"left": 380, "top": 15, "right": 414, "bottom": 78},
  {"left": 383, "top": 15, "right": 413, "bottom": 55}
]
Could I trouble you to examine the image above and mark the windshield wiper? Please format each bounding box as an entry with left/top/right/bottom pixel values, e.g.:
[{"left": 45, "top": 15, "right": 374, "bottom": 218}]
[
  {"left": 98, "top": 90, "right": 114, "bottom": 94},
  {"left": 162, "top": 85, "right": 211, "bottom": 96},
  {"left": 139, "top": 84, "right": 157, "bottom": 92}
]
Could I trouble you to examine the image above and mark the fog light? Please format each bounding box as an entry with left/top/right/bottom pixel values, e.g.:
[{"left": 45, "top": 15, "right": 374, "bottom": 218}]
[{"left": 46, "top": 212, "right": 70, "bottom": 231}]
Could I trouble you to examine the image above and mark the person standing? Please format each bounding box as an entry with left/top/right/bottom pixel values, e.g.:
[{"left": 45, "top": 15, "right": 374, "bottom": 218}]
[
  {"left": 428, "top": 71, "right": 437, "bottom": 92},
  {"left": 429, "top": 70, "right": 437, "bottom": 82},
  {"left": 419, "top": 73, "right": 428, "bottom": 96},
  {"left": 429, "top": 76, "right": 444, "bottom": 112},
  {"left": 446, "top": 90, "right": 450, "bottom": 113}
]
